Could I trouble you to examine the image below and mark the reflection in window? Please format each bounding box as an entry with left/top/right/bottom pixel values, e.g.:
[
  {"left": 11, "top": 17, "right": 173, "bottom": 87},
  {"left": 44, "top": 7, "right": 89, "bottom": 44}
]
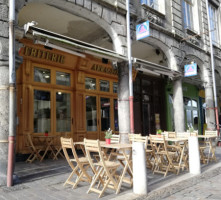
[
  {"left": 209, "top": 3, "right": 219, "bottom": 45},
  {"left": 86, "top": 96, "right": 97, "bottom": 131},
  {"left": 100, "top": 97, "right": 110, "bottom": 131},
  {"left": 184, "top": 97, "right": 191, "bottom": 106},
  {"left": 56, "top": 72, "right": 70, "bottom": 86},
  {"left": 182, "top": 0, "right": 193, "bottom": 30},
  {"left": 192, "top": 100, "right": 197, "bottom": 107},
  {"left": 142, "top": 79, "right": 151, "bottom": 94},
  {"left": 186, "top": 109, "right": 192, "bottom": 127},
  {"left": 113, "top": 82, "right": 118, "bottom": 93},
  {"left": 34, "top": 67, "right": 51, "bottom": 83},
  {"left": 85, "top": 77, "right": 96, "bottom": 90},
  {"left": 56, "top": 92, "right": 71, "bottom": 132},
  {"left": 34, "top": 90, "right": 51, "bottom": 133},
  {"left": 100, "top": 80, "right": 110, "bottom": 92},
  {"left": 193, "top": 110, "right": 198, "bottom": 130},
  {"left": 114, "top": 99, "right": 119, "bottom": 131}
]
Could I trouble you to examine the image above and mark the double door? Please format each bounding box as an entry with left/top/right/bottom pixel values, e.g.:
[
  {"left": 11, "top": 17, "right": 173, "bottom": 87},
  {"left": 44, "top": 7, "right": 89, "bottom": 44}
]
[
  {"left": 86, "top": 95, "right": 118, "bottom": 140},
  {"left": 33, "top": 87, "right": 73, "bottom": 135}
]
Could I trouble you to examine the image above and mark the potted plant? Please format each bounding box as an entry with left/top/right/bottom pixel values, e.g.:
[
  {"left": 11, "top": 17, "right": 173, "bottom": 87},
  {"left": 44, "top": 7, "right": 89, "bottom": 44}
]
[
  {"left": 104, "top": 128, "right": 112, "bottom": 144},
  {"left": 44, "top": 130, "right": 48, "bottom": 136},
  {"left": 156, "top": 129, "right": 162, "bottom": 136}
]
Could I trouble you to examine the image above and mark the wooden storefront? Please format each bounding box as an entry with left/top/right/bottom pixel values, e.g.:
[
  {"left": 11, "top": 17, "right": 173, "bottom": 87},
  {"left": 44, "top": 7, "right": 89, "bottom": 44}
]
[{"left": 16, "top": 39, "right": 120, "bottom": 154}]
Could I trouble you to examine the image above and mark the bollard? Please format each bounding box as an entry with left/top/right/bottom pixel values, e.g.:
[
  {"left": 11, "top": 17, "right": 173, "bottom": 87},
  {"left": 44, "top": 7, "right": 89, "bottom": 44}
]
[
  {"left": 132, "top": 142, "right": 148, "bottom": 194},
  {"left": 188, "top": 136, "right": 201, "bottom": 175}
]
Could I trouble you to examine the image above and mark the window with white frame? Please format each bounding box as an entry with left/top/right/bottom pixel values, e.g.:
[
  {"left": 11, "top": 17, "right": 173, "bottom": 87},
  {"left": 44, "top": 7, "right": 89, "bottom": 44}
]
[
  {"left": 182, "top": 0, "right": 194, "bottom": 30},
  {"left": 209, "top": 3, "right": 220, "bottom": 45},
  {"left": 182, "top": 0, "right": 200, "bottom": 33},
  {"left": 141, "top": 0, "right": 165, "bottom": 15}
]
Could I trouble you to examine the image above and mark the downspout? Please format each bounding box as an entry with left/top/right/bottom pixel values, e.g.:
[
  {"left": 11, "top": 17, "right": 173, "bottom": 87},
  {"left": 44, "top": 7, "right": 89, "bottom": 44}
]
[
  {"left": 7, "top": 0, "right": 16, "bottom": 187},
  {"left": 126, "top": 0, "right": 134, "bottom": 133},
  {"left": 205, "top": 0, "right": 219, "bottom": 135}
]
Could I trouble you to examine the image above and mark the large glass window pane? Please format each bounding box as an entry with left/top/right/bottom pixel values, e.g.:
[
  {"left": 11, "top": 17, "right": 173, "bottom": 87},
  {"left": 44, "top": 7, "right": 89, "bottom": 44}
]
[
  {"left": 113, "top": 82, "right": 118, "bottom": 93},
  {"left": 209, "top": 4, "right": 219, "bottom": 45},
  {"left": 85, "top": 77, "right": 96, "bottom": 90},
  {"left": 100, "top": 97, "right": 110, "bottom": 131},
  {"left": 56, "top": 72, "right": 70, "bottom": 86},
  {"left": 56, "top": 92, "right": 71, "bottom": 132},
  {"left": 34, "top": 90, "right": 51, "bottom": 133},
  {"left": 193, "top": 110, "right": 198, "bottom": 130},
  {"left": 86, "top": 96, "right": 97, "bottom": 131},
  {"left": 100, "top": 80, "right": 110, "bottom": 92},
  {"left": 34, "top": 67, "right": 51, "bottom": 83},
  {"left": 114, "top": 99, "right": 119, "bottom": 131},
  {"left": 186, "top": 109, "right": 192, "bottom": 127}
]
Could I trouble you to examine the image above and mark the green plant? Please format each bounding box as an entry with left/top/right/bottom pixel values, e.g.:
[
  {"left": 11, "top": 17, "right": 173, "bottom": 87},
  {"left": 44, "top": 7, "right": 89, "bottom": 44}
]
[
  {"left": 45, "top": 130, "right": 48, "bottom": 133},
  {"left": 104, "top": 128, "right": 112, "bottom": 139},
  {"left": 157, "top": 129, "right": 162, "bottom": 135}
]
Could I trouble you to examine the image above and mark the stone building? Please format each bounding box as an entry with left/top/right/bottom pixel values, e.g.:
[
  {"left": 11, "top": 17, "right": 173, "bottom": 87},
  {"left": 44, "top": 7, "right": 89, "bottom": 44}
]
[{"left": 0, "top": 0, "right": 220, "bottom": 185}]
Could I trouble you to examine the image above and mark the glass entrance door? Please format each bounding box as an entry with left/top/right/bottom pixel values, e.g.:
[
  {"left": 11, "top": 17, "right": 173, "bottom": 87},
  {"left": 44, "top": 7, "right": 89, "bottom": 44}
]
[
  {"left": 33, "top": 88, "right": 73, "bottom": 134},
  {"left": 85, "top": 95, "right": 117, "bottom": 140}
]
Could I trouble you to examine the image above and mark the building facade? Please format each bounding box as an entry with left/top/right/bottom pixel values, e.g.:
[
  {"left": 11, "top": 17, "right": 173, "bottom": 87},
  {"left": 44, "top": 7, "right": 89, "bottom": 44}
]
[{"left": 0, "top": 0, "right": 221, "bottom": 185}]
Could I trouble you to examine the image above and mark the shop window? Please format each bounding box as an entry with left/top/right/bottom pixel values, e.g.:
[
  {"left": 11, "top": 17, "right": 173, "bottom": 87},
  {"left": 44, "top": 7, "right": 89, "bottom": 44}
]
[
  {"left": 86, "top": 96, "right": 97, "bottom": 131},
  {"left": 56, "top": 92, "right": 71, "bottom": 132},
  {"left": 56, "top": 72, "right": 70, "bottom": 86},
  {"left": 142, "top": 79, "right": 151, "bottom": 94},
  {"left": 85, "top": 77, "right": 96, "bottom": 90},
  {"left": 113, "top": 82, "right": 118, "bottom": 93},
  {"left": 192, "top": 99, "right": 197, "bottom": 107},
  {"left": 34, "top": 90, "right": 51, "bottom": 133},
  {"left": 100, "top": 97, "right": 110, "bottom": 131},
  {"left": 34, "top": 67, "right": 51, "bottom": 83},
  {"left": 100, "top": 80, "right": 110, "bottom": 92},
  {"left": 184, "top": 97, "right": 191, "bottom": 106}
]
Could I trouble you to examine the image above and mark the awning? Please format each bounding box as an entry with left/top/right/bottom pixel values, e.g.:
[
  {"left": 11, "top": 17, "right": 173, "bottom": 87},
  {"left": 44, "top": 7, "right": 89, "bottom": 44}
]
[
  {"left": 24, "top": 23, "right": 182, "bottom": 78},
  {"left": 24, "top": 23, "right": 127, "bottom": 62},
  {"left": 133, "top": 58, "right": 182, "bottom": 78}
]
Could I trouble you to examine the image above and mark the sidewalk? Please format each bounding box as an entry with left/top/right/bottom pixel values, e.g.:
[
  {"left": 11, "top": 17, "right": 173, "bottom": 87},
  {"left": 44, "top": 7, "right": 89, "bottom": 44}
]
[{"left": 0, "top": 147, "right": 220, "bottom": 200}]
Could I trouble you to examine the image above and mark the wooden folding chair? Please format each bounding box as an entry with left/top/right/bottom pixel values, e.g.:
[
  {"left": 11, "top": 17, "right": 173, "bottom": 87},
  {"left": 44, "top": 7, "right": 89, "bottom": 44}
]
[
  {"left": 108, "top": 134, "right": 121, "bottom": 160},
  {"left": 26, "top": 133, "right": 43, "bottom": 163},
  {"left": 150, "top": 135, "right": 177, "bottom": 177},
  {"left": 53, "top": 133, "right": 68, "bottom": 160},
  {"left": 129, "top": 134, "right": 153, "bottom": 169},
  {"left": 200, "top": 130, "right": 218, "bottom": 164},
  {"left": 61, "top": 137, "right": 91, "bottom": 188},
  {"left": 84, "top": 139, "right": 120, "bottom": 198}
]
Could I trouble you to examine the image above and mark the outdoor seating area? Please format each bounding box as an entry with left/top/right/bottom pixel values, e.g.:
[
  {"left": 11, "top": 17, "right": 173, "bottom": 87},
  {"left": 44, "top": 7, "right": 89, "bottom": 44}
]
[{"left": 23, "top": 131, "right": 219, "bottom": 198}]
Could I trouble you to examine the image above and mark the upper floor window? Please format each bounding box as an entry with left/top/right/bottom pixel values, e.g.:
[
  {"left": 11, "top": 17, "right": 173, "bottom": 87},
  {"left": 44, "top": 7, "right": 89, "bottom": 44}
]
[
  {"left": 209, "top": 3, "right": 220, "bottom": 45},
  {"left": 182, "top": 0, "right": 199, "bottom": 33},
  {"left": 141, "top": 0, "right": 165, "bottom": 15}
]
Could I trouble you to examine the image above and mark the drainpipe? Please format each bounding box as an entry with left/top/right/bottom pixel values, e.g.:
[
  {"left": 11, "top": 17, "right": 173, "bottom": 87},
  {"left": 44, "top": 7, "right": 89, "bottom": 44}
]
[
  {"left": 205, "top": 0, "right": 219, "bottom": 135},
  {"left": 126, "top": 0, "right": 134, "bottom": 134},
  {"left": 7, "top": 0, "right": 16, "bottom": 187}
]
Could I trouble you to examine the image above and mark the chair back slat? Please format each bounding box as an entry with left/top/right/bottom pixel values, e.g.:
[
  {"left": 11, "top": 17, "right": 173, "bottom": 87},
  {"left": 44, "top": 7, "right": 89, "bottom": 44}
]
[
  {"left": 205, "top": 130, "right": 217, "bottom": 137},
  {"left": 111, "top": 134, "right": 120, "bottom": 144},
  {"left": 177, "top": 132, "right": 190, "bottom": 138}
]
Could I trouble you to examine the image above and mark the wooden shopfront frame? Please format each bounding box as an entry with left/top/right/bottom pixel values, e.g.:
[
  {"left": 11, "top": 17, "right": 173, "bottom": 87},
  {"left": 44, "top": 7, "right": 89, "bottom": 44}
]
[{"left": 16, "top": 39, "right": 122, "bottom": 154}]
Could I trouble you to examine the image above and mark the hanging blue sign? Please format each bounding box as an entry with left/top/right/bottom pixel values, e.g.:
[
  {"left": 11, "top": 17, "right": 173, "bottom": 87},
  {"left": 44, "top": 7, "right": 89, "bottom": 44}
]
[
  {"left": 184, "top": 63, "right": 197, "bottom": 77},
  {"left": 136, "top": 21, "right": 150, "bottom": 40}
]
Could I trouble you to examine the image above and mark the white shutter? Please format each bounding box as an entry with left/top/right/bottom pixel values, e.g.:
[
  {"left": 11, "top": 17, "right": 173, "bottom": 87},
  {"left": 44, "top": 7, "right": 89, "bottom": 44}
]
[
  {"left": 158, "top": 0, "right": 165, "bottom": 15},
  {"left": 192, "top": 0, "right": 199, "bottom": 33}
]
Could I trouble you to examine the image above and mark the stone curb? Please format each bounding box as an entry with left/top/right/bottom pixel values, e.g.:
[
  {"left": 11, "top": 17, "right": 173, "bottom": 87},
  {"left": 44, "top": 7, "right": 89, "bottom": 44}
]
[{"left": 135, "top": 164, "right": 221, "bottom": 200}]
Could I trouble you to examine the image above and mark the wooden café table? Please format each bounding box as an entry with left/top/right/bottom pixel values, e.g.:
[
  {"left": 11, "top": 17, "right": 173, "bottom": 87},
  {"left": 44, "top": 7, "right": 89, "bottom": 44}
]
[
  {"left": 75, "top": 141, "right": 133, "bottom": 194},
  {"left": 33, "top": 135, "right": 59, "bottom": 162}
]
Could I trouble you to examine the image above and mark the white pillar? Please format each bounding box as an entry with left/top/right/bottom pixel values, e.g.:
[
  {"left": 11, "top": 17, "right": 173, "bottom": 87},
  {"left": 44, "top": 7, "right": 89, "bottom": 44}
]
[
  {"left": 188, "top": 136, "right": 201, "bottom": 175},
  {"left": 132, "top": 142, "right": 148, "bottom": 194}
]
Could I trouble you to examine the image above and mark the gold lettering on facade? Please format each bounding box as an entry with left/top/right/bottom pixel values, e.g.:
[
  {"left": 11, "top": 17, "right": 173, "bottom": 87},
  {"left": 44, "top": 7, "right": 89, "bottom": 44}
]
[
  {"left": 23, "top": 46, "right": 65, "bottom": 64},
  {"left": 91, "top": 64, "right": 118, "bottom": 76}
]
